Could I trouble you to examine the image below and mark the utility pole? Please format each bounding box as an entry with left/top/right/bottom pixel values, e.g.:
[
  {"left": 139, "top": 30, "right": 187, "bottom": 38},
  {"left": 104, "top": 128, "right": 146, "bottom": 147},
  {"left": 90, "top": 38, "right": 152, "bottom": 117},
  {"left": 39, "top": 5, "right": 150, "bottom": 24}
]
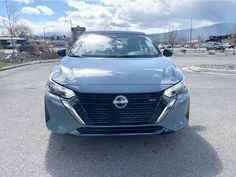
[
  {"left": 43, "top": 27, "right": 45, "bottom": 40},
  {"left": 43, "top": 25, "right": 54, "bottom": 40},
  {"left": 190, "top": 18, "right": 192, "bottom": 48},
  {"left": 70, "top": 20, "right": 73, "bottom": 41},
  {"left": 65, "top": 20, "right": 73, "bottom": 42}
]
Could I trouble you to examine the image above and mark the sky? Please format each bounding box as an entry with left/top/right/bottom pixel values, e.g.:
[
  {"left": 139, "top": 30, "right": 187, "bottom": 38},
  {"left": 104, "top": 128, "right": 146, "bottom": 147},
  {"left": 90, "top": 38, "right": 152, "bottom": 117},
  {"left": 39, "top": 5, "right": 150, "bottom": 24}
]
[{"left": 0, "top": 0, "right": 236, "bottom": 36}]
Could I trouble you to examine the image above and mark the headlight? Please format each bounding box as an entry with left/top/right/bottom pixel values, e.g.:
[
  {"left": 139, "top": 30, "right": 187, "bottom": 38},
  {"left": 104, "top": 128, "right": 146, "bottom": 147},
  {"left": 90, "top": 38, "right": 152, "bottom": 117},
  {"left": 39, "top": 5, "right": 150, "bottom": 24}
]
[
  {"left": 47, "top": 78, "right": 75, "bottom": 99},
  {"left": 164, "top": 80, "right": 187, "bottom": 97}
]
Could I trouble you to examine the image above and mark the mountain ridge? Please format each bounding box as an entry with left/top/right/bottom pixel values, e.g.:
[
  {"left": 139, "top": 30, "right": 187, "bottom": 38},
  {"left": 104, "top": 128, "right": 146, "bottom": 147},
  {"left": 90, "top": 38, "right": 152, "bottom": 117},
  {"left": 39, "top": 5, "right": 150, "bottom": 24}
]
[{"left": 149, "top": 22, "right": 236, "bottom": 40}]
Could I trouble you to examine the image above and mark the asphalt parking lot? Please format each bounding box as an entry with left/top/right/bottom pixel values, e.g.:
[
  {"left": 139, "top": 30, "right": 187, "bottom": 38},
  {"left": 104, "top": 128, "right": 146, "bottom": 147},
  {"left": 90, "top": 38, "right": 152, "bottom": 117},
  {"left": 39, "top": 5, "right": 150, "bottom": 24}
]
[{"left": 0, "top": 55, "right": 236, "bottom": 177}]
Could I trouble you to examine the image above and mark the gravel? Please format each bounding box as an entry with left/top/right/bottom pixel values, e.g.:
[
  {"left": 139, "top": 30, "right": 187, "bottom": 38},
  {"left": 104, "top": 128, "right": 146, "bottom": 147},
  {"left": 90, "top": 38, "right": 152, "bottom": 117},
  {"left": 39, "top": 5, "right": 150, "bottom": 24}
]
[{"left": 197, "top": 63, "right": 236, "bottom": 70}]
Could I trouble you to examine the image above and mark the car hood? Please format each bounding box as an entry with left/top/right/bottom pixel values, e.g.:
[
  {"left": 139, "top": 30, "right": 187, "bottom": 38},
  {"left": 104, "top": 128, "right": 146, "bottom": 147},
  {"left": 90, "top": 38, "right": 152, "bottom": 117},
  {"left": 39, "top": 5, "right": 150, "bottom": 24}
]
[{"left": 51, "top": 56, "right": 183, "bottom": 93}]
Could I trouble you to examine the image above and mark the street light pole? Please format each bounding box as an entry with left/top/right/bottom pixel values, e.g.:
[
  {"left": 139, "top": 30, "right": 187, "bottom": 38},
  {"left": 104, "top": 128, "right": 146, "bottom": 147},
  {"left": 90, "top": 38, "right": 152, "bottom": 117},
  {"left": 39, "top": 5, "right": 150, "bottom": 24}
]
[
  {"left": 43, "top": 27, "right": 46, "bottom": 40},
  {"left": 190, "top": 18, "right": 192, "bottom": 48},
  {"left": 70, "top": 20, "right": 73, "bottom": 41},
  {"left": 65, "top": 20, "right": 73, "bottom": 41},
  {"left": 43, "top": 26, "right": 54, "bottom": 40}
]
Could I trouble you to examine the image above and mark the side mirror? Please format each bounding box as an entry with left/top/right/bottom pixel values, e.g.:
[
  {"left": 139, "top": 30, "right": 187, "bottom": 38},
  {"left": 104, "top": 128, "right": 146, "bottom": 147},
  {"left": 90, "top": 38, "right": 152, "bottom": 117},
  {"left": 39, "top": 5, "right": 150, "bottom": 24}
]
[
  {"left": 57, "top": 49, "right": 66, "bottom": 57},
  {"left": 163, "top": 48, "right": 173, "bottom": 57}
]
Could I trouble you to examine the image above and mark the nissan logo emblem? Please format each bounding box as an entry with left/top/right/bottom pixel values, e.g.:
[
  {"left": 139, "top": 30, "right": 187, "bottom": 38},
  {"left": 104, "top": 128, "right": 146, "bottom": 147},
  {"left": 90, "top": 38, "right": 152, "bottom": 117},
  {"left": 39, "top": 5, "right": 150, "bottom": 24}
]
[{"left": 113, "top": 95, "right": 128, "bottom": 109}]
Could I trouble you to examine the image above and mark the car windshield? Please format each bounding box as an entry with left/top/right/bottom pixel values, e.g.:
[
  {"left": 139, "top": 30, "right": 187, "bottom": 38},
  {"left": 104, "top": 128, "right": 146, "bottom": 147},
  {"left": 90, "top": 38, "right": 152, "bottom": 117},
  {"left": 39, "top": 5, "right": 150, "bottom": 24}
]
[{"left": 68, "top": 33, "right": 161, "bottom": 58}]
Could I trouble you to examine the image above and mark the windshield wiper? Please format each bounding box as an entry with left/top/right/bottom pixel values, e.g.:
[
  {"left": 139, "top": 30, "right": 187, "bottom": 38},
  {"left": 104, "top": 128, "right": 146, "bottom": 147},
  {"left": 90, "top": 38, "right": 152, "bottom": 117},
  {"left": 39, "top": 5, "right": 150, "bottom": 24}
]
[
  {"left": 68, "top": 54, "right": 83, "bottom": 58},
  {"left": 103, "top": 55, "right": 137, "bottom": 58},
  {"left": 108, "top": 55, "right": 158, "bottom": 58},
  {"left": 67, "top": 54, "right": 159, "bottom": 58}
]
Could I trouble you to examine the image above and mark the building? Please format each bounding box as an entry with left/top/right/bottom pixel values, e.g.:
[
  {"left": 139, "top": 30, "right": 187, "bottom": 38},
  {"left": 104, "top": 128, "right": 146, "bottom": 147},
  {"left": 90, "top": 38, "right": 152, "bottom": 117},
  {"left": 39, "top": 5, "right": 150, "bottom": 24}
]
[{"left": 0, "top": 36, "right": 26, "bottom": 49}]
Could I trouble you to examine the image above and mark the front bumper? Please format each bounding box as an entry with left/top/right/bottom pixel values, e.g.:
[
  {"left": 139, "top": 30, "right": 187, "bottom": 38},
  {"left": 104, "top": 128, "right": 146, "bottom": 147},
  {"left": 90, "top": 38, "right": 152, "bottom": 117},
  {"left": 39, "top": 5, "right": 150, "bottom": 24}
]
[{"left": 45, "top": 90, "right": 190, "bottom": 136}]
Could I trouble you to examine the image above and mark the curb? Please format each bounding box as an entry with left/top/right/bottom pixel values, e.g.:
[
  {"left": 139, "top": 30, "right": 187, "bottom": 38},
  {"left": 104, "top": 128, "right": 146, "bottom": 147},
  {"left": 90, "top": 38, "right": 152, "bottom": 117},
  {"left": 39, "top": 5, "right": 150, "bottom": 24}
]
[
  {"left": 183, "top": 65, "right": 236, "bottom": 74},
  {"left": 0, "top": 59, "right": 60, "bottom": 72}
]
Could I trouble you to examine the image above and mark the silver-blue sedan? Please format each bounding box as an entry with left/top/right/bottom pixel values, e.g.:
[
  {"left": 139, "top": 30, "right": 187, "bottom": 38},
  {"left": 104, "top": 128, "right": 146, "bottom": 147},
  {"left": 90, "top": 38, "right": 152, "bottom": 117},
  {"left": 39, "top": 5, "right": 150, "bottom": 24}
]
[{"left": 45, "top": 31, "right": 190, "bottom": 136}]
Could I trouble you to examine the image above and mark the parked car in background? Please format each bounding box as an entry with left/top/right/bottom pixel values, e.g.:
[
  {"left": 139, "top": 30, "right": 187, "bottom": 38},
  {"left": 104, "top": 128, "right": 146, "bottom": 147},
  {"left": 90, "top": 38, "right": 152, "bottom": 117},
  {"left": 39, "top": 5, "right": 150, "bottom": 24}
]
[
  {"left": 18, "top": 41, "right": 33, "bottom": 52},
  {"left": 201, "top": 43, "right": 206, "bottom": 48},
  {"left": 184, "top": 44, "right": 190, "bottom": 48},
  {"left": 175, "top": 44, "right": 184, "bottom": 48},
  {"left": 165, "top": 45, "right": 172, "bottom": 50},
  {"left": 7, "top": 42, "right": 21, "bottom": 49},
  {"left": 223, "top": 43, "right": 235, "bottom": 49},
  {"left": 206, "top": 42, "right": 225, "bottom": 51},
  {"left": 158, "top": 44, "right": 165, "bottom": 49}
]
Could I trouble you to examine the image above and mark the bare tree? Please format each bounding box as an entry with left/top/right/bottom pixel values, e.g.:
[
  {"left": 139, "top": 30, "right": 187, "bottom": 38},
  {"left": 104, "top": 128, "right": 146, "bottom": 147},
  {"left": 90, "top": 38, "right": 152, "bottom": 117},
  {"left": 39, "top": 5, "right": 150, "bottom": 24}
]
[
  {"left": 228, "top": 25, "right": 236, "bottom": 55},
  {"left": 4, "top": 0, "right": 19, "bottom": 60},
  {"left": 232, "top": 25, "right": 236, "bottom": 55},
  {"left": 165, "top": 28, "right": 178, "bottom": 49},
  {"left": 13, "top": 24, "right": 32, "bottom": 39}
]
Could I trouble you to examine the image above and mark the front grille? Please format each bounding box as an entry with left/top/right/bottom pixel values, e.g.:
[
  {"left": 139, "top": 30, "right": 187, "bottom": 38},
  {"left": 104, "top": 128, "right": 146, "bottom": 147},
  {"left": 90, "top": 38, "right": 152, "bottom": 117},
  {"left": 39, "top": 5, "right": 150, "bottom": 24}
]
[{"left": 72, "top": 92, "right": 164, "bottom": 125}]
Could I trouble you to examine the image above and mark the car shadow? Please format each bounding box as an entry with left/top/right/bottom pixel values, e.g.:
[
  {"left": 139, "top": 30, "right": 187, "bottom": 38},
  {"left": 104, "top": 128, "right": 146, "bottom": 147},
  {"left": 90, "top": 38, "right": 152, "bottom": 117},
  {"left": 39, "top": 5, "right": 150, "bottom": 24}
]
[{"left": 45, "top": 126, "right": 222, "bottom": 177}]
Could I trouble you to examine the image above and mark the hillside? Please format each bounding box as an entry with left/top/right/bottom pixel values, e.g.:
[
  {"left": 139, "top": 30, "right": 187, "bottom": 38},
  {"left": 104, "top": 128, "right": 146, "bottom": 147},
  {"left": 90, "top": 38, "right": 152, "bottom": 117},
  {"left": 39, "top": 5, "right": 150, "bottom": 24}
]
[{"left": 149, "top": 22, "right": 236, "bottom": 40}]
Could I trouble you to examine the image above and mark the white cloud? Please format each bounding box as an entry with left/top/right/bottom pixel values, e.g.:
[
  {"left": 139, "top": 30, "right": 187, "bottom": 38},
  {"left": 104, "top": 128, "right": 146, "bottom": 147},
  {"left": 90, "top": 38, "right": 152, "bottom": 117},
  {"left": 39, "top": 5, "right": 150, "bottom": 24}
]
[
  {"left": 64, "top": 0, "right": 175, "bottom": 33},
  {"left": 21, "top": 5, "right": 54, "bottom": 15},
  {"left": 65, "top": 0, "right": 114, "bottom": 30},
  {"left": 21, "top": 7, "right": 40, "bottom": 15},
  {"left": 0, "top": 16, "right": 8, "bottom": 35},
  {"left": 20, "top": 19, "right": 70, "bottom": 35},
  {"left": 77, "top": 0, "right": 235, "bottom": 33},
  {"left": 64, "top": 0, "right": 220, "bottom": 33},
  {"left": 36, "top": 5, "right": 54, "bottom": 15},
  {"left": 65, "top": 11, "right": 73, "bottom": 15},
  {"left": 14, "top": 0, "right": 34, "bottom": 3},
  {"left": 0, "top": 15, "right": 70, "bottom": 36},
  {"left": 2, "top": 0, "right": 236, "bottom": 36}
]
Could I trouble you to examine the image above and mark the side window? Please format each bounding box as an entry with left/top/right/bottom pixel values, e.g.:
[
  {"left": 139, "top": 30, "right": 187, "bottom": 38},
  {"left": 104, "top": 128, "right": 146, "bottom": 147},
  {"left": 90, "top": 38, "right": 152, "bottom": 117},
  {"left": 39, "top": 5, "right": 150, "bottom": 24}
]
[{"left": 144, "top": 37, "right": 158, "bottom": 55}]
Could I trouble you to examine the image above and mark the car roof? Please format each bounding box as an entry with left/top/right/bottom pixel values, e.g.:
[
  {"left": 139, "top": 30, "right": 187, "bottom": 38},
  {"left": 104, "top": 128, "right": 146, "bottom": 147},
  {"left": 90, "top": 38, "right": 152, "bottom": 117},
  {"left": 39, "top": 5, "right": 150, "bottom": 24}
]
[{"left": 84, "top": 31, "right": 146, "bottom": 35}]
